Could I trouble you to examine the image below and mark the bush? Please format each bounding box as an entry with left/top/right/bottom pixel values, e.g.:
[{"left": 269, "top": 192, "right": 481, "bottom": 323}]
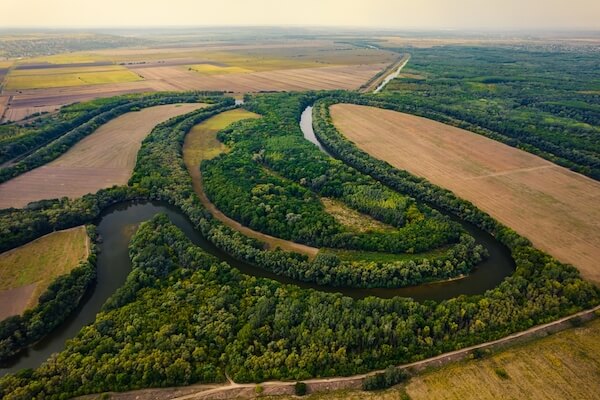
[
  {"left": 362, "top": 366, "right": 409, "bottom": 391},
  {"left": 494, "top": 367, "right": 510, "bottom": 380},
  {"left": 294, "top": 381, "right": 307, "bottom": 396}
]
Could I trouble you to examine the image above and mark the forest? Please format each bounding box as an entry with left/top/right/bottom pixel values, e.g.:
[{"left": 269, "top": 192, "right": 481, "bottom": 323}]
[
  {"left": 203, "top": 93, "right": 464, "bottom": 254},
  {"left": 0, "top": 89, "right": 598, "bottom": 399},
  {"left": 379, "top": 46, "right": 600, "bottom": 179},
  {"left": 1, "top": 209, "right": 597, "bottom": 398}
]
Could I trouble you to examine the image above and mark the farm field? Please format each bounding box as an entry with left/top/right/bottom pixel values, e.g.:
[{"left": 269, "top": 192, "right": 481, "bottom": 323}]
[
  {"left": 330, "top": 104, "right": 600, "bottom": 284},
  {"left": 0, "top": 40, "right": 395, "bottom": 121},
  {"left": 4, "top": 65, "right": 142, "bottom": 90},
  {"left": 0, "top": 64, "right": 386, "bottom": 121},
  {"left": 0, "top": 226, "right": 89, "bottom": 320},
  {"left": 0, "top": 103, "right": 206, "bottom": 208},
  {"left": 182, "top": 109, "right": 319, "bottom": 257}
]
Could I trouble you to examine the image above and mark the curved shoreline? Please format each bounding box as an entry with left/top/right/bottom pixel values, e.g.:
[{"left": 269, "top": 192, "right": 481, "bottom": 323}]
[{"left": 182, "top": 110, "right": 319, "bottom": 259}]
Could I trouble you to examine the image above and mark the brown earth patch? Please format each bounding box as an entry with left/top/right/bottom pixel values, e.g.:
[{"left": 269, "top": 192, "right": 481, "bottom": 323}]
[
  {"left": 0, "top": 103, "right": 206, "bottom": 208},
  {"left": 0, "top": 283, "right": 37, "bottom": 321}
]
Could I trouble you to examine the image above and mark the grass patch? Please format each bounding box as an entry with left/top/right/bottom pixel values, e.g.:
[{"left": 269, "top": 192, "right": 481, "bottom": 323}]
[
  {"left": 5, "top": 65, "right": 142, "bottom": 89},
  {"left": 321, "top": 197, "right": 396, "bottom": 233},
  {"left": 0, "top": 226, "right": 89, "bottom": 309},
  {"left": 494, "top": 367, "right": 510, "bottom": 380},
  {"left": 184, "top": 109, "right": 260, "bottom": 165},
  {"left": 324, "top": 246, "right": 450, "bottom": 263},
  {"left": 188, "top": 63, "right": 253, "bottom": 75}
]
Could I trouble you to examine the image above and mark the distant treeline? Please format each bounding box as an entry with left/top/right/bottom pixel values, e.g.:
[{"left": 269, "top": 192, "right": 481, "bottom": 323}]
[{"left": 379, "top": 46, "right": 600, "bottom": 179}]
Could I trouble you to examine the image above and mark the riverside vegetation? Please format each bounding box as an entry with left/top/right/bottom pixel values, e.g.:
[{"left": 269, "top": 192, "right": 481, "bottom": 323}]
[{"left": 0, "top": 90, "right": 597, "bottom": 399}]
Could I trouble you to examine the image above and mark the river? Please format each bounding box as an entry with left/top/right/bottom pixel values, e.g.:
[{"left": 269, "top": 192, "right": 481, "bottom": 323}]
[{"left": 1, "top": 108, "right": 514, "bottom": 376}]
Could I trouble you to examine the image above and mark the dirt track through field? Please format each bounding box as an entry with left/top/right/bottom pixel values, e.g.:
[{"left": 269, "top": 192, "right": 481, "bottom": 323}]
[
  {"left": 330, "top": 104, "right": 600, "bottom": 284},
  {"left": 0, "top": 103, "right": 205, "bottom": 208}
]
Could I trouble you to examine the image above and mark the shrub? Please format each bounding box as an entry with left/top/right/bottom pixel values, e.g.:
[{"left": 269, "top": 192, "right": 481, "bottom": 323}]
[
  {"left": 362, "top": 366, "right": 409, "bottom": 390},
  {"left": 294, "top": 381, "right": 307, "bottom": 396},
  {"left": 494, "top": 367, "right": 510, "bottom": 380}
]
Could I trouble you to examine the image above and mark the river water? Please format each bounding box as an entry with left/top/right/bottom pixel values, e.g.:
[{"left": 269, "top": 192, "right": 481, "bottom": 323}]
[{"left": 1, "top": 108, "right": 515, "bottom": 376}]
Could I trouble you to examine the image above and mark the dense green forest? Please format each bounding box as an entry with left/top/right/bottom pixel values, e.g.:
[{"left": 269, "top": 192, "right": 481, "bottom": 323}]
[
  {"left": 1, "top": 212, "right": 597, "bottom": 399},
  {"left": 0, "top": 89, "right": 598, "bottom": 399},
  {"left": 203, "top": 94, "right": 464, "bottom": 254},
  {"left": 378, "top": 46, "right": 600, "bottom": 178}
]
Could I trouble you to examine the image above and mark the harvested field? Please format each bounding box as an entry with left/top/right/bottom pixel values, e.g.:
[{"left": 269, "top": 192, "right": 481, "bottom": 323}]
[
  {"left": 183, "top": 109, "right": 319, "bottom": 258},
  {"left": 404, "top": 317, "right": 600, "bottom": 400},
  {"left": 0, "top": 226, "right": 89, "bottom": 320},
  {"left": 2, "top": 104, "right": 60, "bottom": 122},
  {"left": 4, "top": 65, "right": 143, "bottom": 90},
  {"left": 128, "top": 63, "right": 388, "bottom": 92},
  {"left": 331, "top": 104, "right": 600, "bottom": 284},
  {"left": 0, "top": 103, "right": 206, "bottom": 208},
  {"left": 2, "top": 63, "right": 387, "bottom": 120},
  {"left": 0, "top": 95, "right": 8, "bottom": 122}
]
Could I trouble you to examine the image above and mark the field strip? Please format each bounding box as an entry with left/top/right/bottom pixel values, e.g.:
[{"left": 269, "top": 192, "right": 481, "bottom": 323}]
[
  {"left": 85, "top": 305, "right": 600, "bottom": 400},
  {"left": 183, "top": 109, "right": 319, "bottom": 258},
  {"left": 330, "top": 104, "right": 600, "bottom": 284},
  {"left": 0, "top": 103, "right": 206, "bottom": 209}
]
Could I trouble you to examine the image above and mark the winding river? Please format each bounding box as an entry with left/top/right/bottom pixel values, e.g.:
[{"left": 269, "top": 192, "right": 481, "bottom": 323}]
[{"left": 1, "top": 108, "right": 515, "bottom": 376}]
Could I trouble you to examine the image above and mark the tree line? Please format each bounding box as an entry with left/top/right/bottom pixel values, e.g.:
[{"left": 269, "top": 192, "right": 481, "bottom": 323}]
[{"left": 1, "top": 212, "right": 597, "bottom": 398}]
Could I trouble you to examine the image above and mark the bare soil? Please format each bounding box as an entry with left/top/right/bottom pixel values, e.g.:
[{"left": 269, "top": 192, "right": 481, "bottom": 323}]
[
  {"left": 330, "top": 104, "right": 600, "bottom": 285},
  {"left": 0, "top": 283, "right": 37, "bottom": 321},
  {"left": 0, "top": 103, "right": 206, "bottom": 208}
]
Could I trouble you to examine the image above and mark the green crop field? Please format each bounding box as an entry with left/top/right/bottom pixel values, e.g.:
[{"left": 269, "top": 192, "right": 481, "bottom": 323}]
[{"left": 5, "top": 65, "right": 142, "bottom": 89}]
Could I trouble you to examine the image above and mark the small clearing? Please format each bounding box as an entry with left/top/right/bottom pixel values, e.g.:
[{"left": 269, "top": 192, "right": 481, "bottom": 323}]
[{"left": 321, "top": 197, "right": 395, "bottom": 233}]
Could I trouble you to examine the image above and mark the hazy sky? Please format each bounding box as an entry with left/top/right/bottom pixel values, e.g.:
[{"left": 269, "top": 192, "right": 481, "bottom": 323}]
[{"left": 2, "top": 0, "right": 599, "bottom": 30}]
